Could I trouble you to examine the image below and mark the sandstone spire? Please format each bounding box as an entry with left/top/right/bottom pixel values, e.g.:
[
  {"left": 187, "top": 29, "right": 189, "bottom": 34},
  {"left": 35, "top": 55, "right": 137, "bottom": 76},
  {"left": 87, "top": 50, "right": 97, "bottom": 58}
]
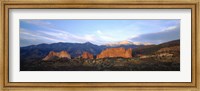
[
  {"left": 82, "top": 52, "right": 94, "bottom": 59},
  {"left": 43, "top": 51, "right": 71, "bottom": 61}
]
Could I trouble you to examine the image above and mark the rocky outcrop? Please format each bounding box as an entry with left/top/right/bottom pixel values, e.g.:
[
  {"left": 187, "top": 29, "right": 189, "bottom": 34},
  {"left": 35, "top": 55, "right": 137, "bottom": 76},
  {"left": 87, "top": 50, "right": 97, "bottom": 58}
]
[
  {"left": 153, "top": 46, "right": 180, "bottom": 63},
  {"left": 156, "top": 46, "right": 180, "bottom": 54},
  {"left": 97, "top": 47, "right": 132, "bottom": 59},
  {"left": 43, "top": 51, "right": 71, "bottom": 61},
  {"left": 82, "top": 52, "right": 94, "bottom": 59}
]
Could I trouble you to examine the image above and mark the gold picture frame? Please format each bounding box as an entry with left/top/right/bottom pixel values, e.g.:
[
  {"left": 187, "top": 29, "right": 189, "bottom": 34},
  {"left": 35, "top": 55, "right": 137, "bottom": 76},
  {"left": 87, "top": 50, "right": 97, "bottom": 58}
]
[{"left": 0, "top": 0, "right": 199, "bottom": 91}]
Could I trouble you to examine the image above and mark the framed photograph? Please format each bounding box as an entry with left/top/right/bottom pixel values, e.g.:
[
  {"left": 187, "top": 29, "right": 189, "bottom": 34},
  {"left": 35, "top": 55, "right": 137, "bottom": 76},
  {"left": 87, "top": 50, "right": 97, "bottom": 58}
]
[{"left": 0, "top": 0, "right": 199, "bottom": 91}]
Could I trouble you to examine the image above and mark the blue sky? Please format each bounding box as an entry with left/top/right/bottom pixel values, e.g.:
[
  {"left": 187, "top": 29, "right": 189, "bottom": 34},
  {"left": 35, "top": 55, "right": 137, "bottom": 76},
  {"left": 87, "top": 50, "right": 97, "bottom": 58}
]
[{"left": 20, "top": 19, "right": 180, "bottom": 47}]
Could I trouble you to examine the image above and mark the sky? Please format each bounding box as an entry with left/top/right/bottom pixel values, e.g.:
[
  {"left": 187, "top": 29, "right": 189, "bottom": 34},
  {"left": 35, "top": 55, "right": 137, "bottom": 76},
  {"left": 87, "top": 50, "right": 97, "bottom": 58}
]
[{"left": 20, "top": 19, "right": 180, "bottom": 47}]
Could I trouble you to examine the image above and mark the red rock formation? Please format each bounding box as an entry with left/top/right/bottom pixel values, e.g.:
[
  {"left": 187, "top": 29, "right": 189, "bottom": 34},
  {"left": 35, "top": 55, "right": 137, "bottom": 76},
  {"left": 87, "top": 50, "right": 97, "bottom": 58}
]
[
  {"left": 43, "top": 51, "right": 57, "bottom": 61},
  {"left": 43, "top": 51, "right": 71, "bottom": 61},
  {"left": 97, "top": 47, "right": 132, "bottom": 59},
  {"left": 58, "top": 51, "right": 71, "bottom": 58},
  {"left": 82, "top": 52, "right": 94, "bottom": 59},
  {"left": 125, "top": 48, "right": 132, "bottom": 58}
]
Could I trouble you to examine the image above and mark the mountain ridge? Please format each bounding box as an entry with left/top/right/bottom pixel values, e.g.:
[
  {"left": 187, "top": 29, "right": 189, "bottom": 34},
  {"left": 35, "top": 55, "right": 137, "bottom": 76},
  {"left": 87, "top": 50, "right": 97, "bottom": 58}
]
[{"left": 20, "top": 39, "right": 180, "bottom": 62}]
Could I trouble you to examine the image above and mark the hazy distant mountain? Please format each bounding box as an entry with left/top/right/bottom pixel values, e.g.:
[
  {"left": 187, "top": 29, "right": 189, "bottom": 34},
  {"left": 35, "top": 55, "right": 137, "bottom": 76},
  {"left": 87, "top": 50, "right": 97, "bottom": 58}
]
[{"left": 103, "top": 40, "right": 153, "bottom": 47}]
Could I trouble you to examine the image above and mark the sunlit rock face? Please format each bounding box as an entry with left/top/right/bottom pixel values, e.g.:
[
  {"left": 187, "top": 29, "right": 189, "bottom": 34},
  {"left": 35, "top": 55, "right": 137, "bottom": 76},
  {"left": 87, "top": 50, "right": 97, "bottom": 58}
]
[
  {"left": 96, "top": 47, "right": 132, "bottom": 59},
  {"left": 43, "top": 51, "right": 71, "bottom": 61},
  {"left": 124, "top": 48, "right": 132, "bottom": 58},
  {"left": 82, "top": 52, "right": 94, "bottom": 59}
]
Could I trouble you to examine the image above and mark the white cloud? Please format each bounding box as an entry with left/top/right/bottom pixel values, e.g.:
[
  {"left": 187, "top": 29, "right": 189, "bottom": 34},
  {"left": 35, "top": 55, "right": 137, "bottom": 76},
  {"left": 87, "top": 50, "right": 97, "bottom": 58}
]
[
  {"left": 21, "top": 20, "right": 101, "bottom": 45},
  {"left": 96, "top": 30, "right": 116, "bottom": 42},
  {"left": 130, "top": 25, "right": 180, "bottom": 44},
  {"left": 98, "top": 35, "right": 114, "bottom": 41},
  {"left": 20, "top": 28, "right": 61, "bottom": 42},
  {"left": 21, "top": 20, "right": 180, "bottom": 46},
  {"left": 21, "top": 27, "right": 103, "bottom": 46},
  {"left": 162, "top": 26, "right": 177, "bottom": 31},
  {"left": 97, "top": 30, "right": 102, "bottom": 34},
  {"left": 84, "top": 34, "right": 96, "bottom": 41}
]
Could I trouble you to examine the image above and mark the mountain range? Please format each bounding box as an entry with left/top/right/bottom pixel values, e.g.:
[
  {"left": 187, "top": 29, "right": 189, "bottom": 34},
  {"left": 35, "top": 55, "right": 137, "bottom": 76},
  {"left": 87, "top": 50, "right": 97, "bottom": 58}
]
[{"left": 20, "top": 40, "right": 179, "bottom": 62}]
